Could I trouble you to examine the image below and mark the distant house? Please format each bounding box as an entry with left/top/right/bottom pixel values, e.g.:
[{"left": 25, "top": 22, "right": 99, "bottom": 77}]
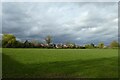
[
  {"left": 56, "top": 43, "right": 63, "bottom": 48},
  {"left": 63, "top": 44, "right": 68, "bottom": 48}
]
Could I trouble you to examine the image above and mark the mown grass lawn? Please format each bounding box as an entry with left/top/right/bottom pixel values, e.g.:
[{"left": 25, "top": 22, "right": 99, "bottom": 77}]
[{"left": 2, "top": 48, "right": 118, "bottom": 78}]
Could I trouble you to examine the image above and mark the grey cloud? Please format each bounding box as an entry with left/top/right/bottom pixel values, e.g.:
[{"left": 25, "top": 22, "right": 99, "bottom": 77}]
[{"left": 2, "top": 2, "right": 118, "bottom": 45}]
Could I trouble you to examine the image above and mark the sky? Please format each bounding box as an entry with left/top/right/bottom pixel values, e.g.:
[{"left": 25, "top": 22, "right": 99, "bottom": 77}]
[
  {"left": 2, "top": 2, "right": 118, "bottom": 45},
  {"left": 1, "top": 0, "right": 119, "bottom": 2}
]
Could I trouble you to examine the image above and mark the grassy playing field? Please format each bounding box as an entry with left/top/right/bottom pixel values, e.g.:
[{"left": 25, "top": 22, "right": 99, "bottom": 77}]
[{"left": 2, "top": 48, "right": 118, "bottom": 78}]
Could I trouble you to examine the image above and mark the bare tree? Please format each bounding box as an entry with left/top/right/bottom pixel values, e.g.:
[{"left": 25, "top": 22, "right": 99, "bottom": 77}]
[{"left": 45, "top": 35, "right": 52, "bottom": 45}]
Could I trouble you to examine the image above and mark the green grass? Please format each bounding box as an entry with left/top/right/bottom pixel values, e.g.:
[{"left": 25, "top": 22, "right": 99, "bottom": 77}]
[{"left": 2, "top": 48, "right": 118, "bottom": 78}]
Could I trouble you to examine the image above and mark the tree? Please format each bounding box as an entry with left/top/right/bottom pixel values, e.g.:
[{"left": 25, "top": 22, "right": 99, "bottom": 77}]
[
  {"left": 90, "top": 43, "right": 95, "bottom": 48},
  {"left": 85, "top": 44, "right": 90, "bottom": 48},
  {"left": 110, "top": 40, "right": 119, "bottom": 48},
  {"left": 98, "top": 42, "right": 104, "bottom": 48},
  {"left": 45, "top": 35, "right": 52, "bottom": 45},
  {"left": 85, "top": 44, "right": 94, "bottom": 49},
  {"left": 24, "top": 40, "right": 33, "bottom": 48},
  {"left": 2, "top": 34, "right": 16, "bottom": 48},
  {"left": 15, "top": 40, "right": 24, "bottom": 48}
]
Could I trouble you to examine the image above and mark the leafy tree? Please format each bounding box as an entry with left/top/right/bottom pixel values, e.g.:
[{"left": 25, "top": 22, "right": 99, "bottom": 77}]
[
  {"left": 98, "top": 42, "right": 104, "bottom": 48},
  {"left": 2, "top": 34, "right": 16, "bottom": 48},
  {"left": 110, "top": 40, "right": 119, "bottom": 48},
  {"left": 15, "top": 41, "right": 24, "bottom": 48}
]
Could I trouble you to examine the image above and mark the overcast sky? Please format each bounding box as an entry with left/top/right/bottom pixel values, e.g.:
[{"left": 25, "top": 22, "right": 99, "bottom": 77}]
[{"left": 2, "top": 2, "right": 118, "bottom": 45}]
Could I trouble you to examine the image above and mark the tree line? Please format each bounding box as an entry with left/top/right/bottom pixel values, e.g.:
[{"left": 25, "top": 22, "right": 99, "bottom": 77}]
[{"left": 1, "top": 34, "right": 119, "bottom": 49}]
